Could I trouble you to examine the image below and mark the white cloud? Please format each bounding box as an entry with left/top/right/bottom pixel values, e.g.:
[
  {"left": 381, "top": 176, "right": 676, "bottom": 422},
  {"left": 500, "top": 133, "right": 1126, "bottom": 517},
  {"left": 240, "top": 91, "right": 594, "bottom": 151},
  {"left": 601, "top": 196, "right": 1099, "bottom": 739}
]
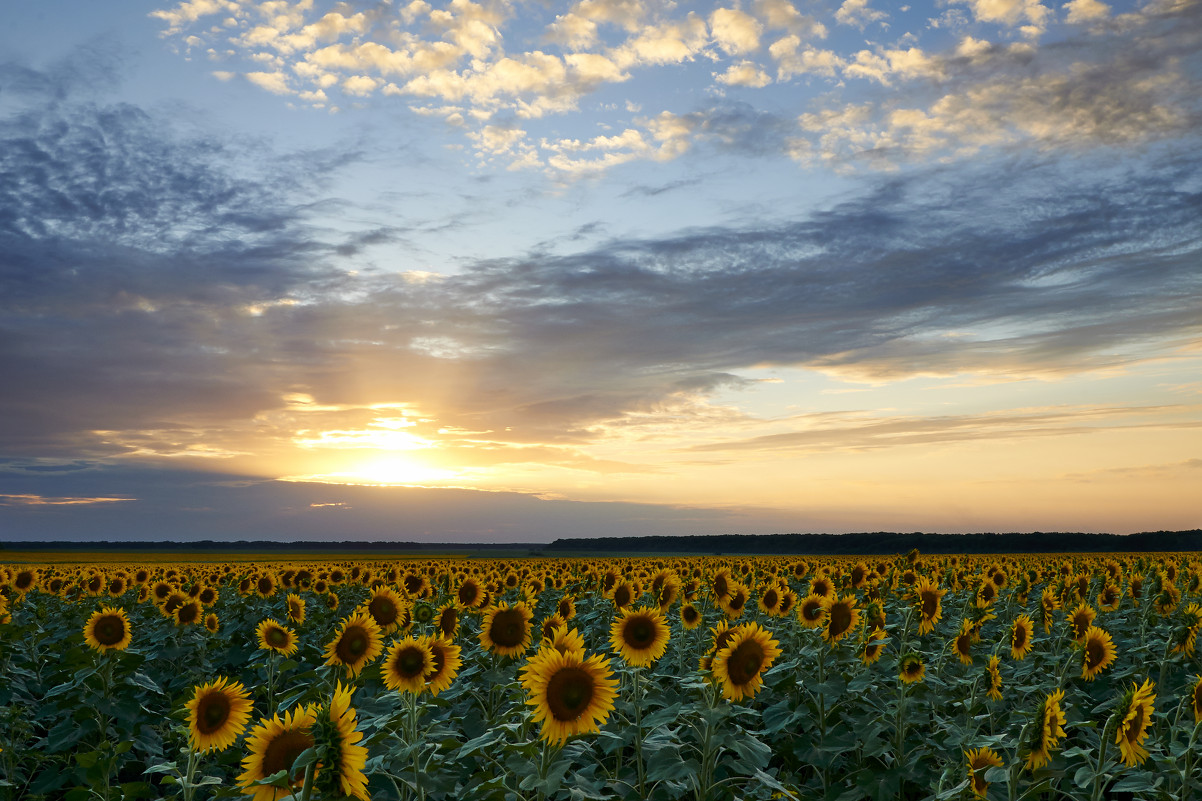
[
  {"left": 1063, "top": 0, "right": 1110, "bottom": 23},
  {"left": 770, "top": 35, "right": 844, "bottom": 79},
  {"left": 716, "top": 60, "right": 773, "bottom": 87},
  {"left": 245, "top": 70, "right": 292, "bottom": 95},
  {"left": 710, "top": 8, "right": 764, "bottom": 55},
  {"left": 835, "top": 0, "right": 888, "bottom": 28},
  {"left": 953, "top": 0, "right": 1051, "bottom": 34}
]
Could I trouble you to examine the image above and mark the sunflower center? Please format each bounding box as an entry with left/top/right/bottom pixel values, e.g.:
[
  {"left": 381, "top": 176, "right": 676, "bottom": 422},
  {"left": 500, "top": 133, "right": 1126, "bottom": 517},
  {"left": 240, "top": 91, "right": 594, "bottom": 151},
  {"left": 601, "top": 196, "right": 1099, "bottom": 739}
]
[
  {"left": 956, "top": 635, "right": 971, "bottom": 656},
  {"left": 763, "top": 590, "right": 778, "bottom": 608},
  {"left": 920, "top": 592, "right": 938, "bottom": 618},
  {"left": 267, "top": 627, "right": 289, "bottom": 647},
  {"left": 623, "top": 617, "right": 655, "bottom": 649},
  {"left": 261, "top": 729, "right": 315, "bottom": 781},
  {"left": 369, "top": 598, "right": 397, "bottom": 627},
  {"left": 257, "top": 578, "right": 272, "bottom": 595},
  {"left": 726, "top": 641, "right": 765, "bottom": 686},
  {"left": 428, "top": 647, "right": 445, "bottom": 678},
  {"left": 683, "top": 607, "right": 699, "bottom": 624},
  {"left": 178, "top": 603, "right": 200, "bottom": 624},
  {"left": 95, "top": 616, "right": 125, "bottom": 645},
  {"left": 545, "top": 667, "right": 595, "bottom": 721},
  {"left": 489, "top": 609, "right": 526, "bottom": 648},
  {"left": 828, "top": 602, "right": 852, "bottom": 637},
  {"left": 196, "top": 692, "right": 230, "bottom": 734},
  {"left": 1125, "top": 707, "right": 1146, "bottom": 743},
  {"left": 458, "top": 584, "right": 479, "bottom": 605},
  {"left": 339, "top": 627, "right": 370, "bottom": 660},
  {"left": 613, "top": 586, "right": 631, "bottom": 607},
  {"left": 802, "top": 601, "right": 823, "bottom": 621},
  {"left": 1086, "top": 639, "right": 1105, "bottom": 668},
  {"left": 395, "top": 647, "right": 427, "bottom": 678},
  {"left": 1014, "top": 626, "right": 1028, "bottom": 650}
]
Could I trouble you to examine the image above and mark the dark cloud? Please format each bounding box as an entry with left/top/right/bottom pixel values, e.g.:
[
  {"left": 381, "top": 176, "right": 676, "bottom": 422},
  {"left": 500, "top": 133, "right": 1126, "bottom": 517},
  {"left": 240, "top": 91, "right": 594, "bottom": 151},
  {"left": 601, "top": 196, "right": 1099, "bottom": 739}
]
[{"left": 0, "top": 466, "right": 748, "bottom": 542}]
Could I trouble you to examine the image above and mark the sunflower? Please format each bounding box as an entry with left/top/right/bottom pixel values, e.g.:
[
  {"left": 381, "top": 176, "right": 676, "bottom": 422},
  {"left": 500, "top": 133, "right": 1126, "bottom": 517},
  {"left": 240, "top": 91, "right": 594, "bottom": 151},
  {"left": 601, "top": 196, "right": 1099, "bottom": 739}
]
[
  {"left": 699, "top": 620, "right": 738, "bottom": 671},
  {"left": 899, "top": 652, "right": 925, "bottom": 684},
  {"left": 1080, "top": 626, "right": 1117, "bottom": 681},
  {"left": 1024, "top": 689, "right": 1067, "bottom": 771},
  {"left": 174, "top": 599, "right": 203, "bottom": 627},
  {"left": 757, "top": 584, "right": 783, "bottom": 616},
  {"left": 238, "top": 705, "right": 318, "bottom": 801},
  {"left": 557, "top": 595, "right": 577, "bottom": 620},
  {"left": 720, "top": 583, "right": 750, "bottom": 619},
  {"left": 860, "top": 628, "right": 888, "bottom": 665},
  {"left": 1191, "top": 676, "right": 1202, "bottom": 724},
  {"left": 311, "top": 683, "right": 369, "bottom": 801},
  {"left": 186, "top": 677, "right": 253, "bottom": 753},
  {"left": 680, "top": 602, "right": 703, "bottom": 630},
  {"left": 436, "top": 601, "right": 459, "bottom": 640},
  {"left": 381, "top": 636, "right": 434, "bottom": 694},
  {"left": 83, "top": 606, "right": 132, "bottom": 653},
  {"left": 523, "top": 648, "right": 618, "bottom": 745},
  {"left": 1040, "top": 587, "right": 1060, "bottom": 633},
  {"left": 610, "top": 605, "right": 671, "bottom": 667},
  {"left": 455, "top": 577, "right": 483, "bottom": 609},
  {"left": 809, "top": 575, "right": 834, "bottom": 599},
  {"left": 1114, "top": 679, "right": 1155, "bottom": 767},
  {"left": 256, "top": 618, "right": 298, "bottom": 657},
  {"left": 545, "top": 625, "right": 587, "bottom": 658},
  {"left": 797, "top": 594, "right": 826, "bottom": 629},
  {"left": 821, "top": 593, "right": 860, "bottom": 644},
  {"left": 965, "top": 747, "right": 1004, "bottom": 798},
  {"left": 161, "top": 592, "right": 188, "bottom": 619},
  {"left": 1068, "top": 602, "right": 1096, "bottom": 643},
  {"left": 777, "top": 589, "right": 798, "bottom": 617},
  {"left": 360, "top": 587, "right": 407, "bottom": 634},
  {"left": 712, "top": 623, "right": 781, "bottom": 701},
  {"left": 541, "top": 613, "right": 568, "bottom": 644},
  {"left": 1011, "top": 614, "right": 1034, "bottom": 660},
  {"left": 423, "top": 635, "right": 462, "bottom": 696},
  {"left": 710, "top": 568, "right": 733, "bottom": 604},
  {"left": 952, "top": 619, "right": 974, "bottom": 665},
  {"left": 285, "top": 593, "right": 306, "bottom": 626},
  {"left": 913, "top": 577, "right": 946, "bottom": 635},
  {"left": 480, "top": 602, "right": 535, "bottom": 658},
  {"left": 254, "top": 572, "right": 278, "bottom": 598},
  {"left": 610, "top": 581, "right": 635, "bottom": 610},
  {"left": 1097, "top": 583, "right": 1122, "bottom": 612},
  {"left": 324, "top": 612, "right": 384, "bottom": 677},
  {"left": 204, "top": 613, "right": 220, "bottom": 633},
  {"left": 985, "top": 655, "right": 1003, "bottom": 701}
]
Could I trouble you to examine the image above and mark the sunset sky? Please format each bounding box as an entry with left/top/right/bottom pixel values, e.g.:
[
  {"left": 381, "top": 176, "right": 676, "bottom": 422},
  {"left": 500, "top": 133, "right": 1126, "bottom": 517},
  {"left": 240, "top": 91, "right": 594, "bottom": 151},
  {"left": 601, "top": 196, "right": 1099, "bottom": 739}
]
[{"left": 1, "top": 0, "right": 1199, "bottom": 542}]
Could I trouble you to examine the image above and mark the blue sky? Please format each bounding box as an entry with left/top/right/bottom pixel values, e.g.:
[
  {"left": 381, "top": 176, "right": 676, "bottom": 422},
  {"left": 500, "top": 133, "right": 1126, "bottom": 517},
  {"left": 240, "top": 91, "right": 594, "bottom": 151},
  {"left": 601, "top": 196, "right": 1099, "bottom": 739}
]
[{"left": 1, "top": 0, "right": 1200, "bottom": 542}]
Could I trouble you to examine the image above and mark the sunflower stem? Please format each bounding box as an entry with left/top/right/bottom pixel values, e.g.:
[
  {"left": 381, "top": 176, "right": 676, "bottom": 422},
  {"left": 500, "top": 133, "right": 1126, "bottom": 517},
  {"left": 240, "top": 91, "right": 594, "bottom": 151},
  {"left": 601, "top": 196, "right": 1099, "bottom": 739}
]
[
  {"left": 298, "top": 760, "right": 315, "bottom": 801},
  {"left": 632, "top": 666, "right": 646, "bottom": 799},
  {"left": 1090, "top": 710, "right": 1118, "bottom": 801},
  {"left": 407, "top": 690, "right": 426, "bottom": 801},
  {"left": 181, "top": 748, "right": 199, "bottom": 801},
  {"left": 266, "top": 651, "right": 278, "bottom": 717}
]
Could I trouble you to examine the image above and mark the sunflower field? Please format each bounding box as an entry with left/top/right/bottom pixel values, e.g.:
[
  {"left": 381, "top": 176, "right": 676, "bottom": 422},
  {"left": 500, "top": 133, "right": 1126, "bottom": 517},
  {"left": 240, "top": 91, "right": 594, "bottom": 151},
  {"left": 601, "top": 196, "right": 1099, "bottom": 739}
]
[{"left": 2, "top": 551, "right": 1202, "bottom": 801}]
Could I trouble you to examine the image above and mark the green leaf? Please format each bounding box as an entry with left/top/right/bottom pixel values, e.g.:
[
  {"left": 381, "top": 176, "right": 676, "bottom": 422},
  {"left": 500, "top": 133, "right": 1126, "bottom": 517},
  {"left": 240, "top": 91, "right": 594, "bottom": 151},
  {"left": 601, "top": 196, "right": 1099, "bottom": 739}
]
[{"left": 143, "top": 763, "right": 179, "bottom": 776}]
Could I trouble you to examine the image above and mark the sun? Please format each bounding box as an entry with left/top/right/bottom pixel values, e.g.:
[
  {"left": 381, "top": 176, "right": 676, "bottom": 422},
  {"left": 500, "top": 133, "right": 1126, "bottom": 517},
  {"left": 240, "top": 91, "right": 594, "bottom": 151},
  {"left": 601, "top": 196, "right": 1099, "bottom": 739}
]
[
  {"left": 278, "top": 455, "right": 456, "bottom": 487},
  {"left": 344, "top": 456, "right": 455, "bottom": 485}
]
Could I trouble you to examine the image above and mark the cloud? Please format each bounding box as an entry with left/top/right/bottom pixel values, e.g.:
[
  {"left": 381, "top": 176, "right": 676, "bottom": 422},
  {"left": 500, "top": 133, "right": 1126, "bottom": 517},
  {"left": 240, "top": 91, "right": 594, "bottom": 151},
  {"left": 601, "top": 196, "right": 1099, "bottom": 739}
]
[
  {"left": 0, "top": 466, "right": 754, "bottom": 541},
  {"left": 835, "top": 0, "right": 888, "bottom": 28},
  {"left": 683, "top": 405, "right": 1202, "bottom": 453},
  {"left": 2, "top": 58, "right": 1200, "bottom": 482},
  {"left": 146, "top": 0, "right": 1202, "bottom": 175}
]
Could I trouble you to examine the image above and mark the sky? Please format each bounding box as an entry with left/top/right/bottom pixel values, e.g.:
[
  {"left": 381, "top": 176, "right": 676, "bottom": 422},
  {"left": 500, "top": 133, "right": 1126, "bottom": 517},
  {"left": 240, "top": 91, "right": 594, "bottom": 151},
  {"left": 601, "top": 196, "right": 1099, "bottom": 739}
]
[{"left": 0, "top": 0, "right": 1200, "bottom": 543}]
